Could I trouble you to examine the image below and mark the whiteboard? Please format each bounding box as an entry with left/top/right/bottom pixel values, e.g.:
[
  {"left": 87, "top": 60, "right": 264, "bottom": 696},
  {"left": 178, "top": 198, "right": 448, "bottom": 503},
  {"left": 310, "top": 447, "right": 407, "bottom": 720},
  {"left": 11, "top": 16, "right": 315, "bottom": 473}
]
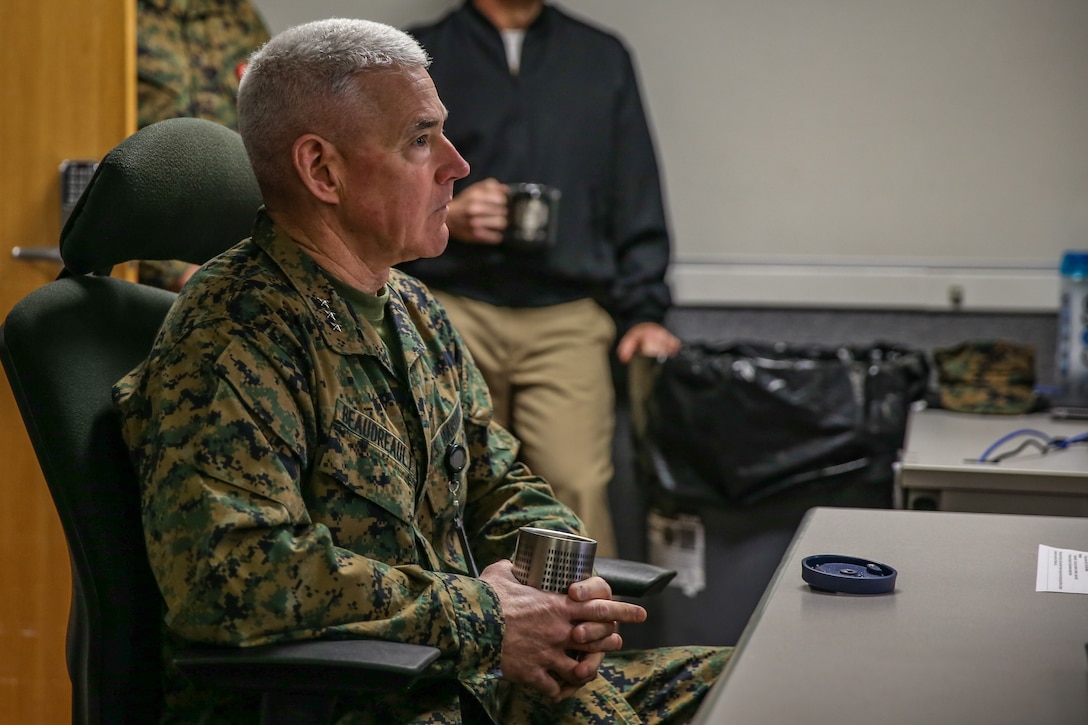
[{"left": 253, "top": 0, "right": 1088, "bottom": 309}]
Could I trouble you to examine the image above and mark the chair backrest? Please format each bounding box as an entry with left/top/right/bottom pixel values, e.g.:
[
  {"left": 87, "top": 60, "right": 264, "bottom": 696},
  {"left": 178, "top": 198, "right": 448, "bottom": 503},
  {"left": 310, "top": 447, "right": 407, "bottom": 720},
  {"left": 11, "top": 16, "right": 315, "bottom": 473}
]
[
  {"left": 61, "top": 116, "right": 262, "bottom": 275},
  {"left": 0, "top": 117, "right": 262, "bottom": 724}
]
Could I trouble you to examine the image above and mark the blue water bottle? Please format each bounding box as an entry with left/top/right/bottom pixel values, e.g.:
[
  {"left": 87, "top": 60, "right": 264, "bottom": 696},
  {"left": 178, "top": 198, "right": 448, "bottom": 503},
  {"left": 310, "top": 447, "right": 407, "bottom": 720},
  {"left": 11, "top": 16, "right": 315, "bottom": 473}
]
[{"left": 1056, "top": 251, "right": 1088, "bottom": 404}]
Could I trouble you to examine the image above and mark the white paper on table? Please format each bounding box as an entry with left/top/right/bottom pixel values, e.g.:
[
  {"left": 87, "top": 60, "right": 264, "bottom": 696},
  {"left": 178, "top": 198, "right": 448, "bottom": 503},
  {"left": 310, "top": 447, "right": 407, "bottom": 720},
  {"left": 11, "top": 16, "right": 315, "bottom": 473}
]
[{"left": 1036, "top": 544, "right": 1088, "bottom": 594}]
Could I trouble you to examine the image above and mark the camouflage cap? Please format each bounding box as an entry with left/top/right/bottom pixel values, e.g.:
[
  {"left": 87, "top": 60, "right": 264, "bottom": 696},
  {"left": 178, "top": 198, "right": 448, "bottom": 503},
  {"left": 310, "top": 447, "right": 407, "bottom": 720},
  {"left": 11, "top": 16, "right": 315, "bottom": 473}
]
[{"left": 934, "top": 340, "right": 1037, "bottom": 414}]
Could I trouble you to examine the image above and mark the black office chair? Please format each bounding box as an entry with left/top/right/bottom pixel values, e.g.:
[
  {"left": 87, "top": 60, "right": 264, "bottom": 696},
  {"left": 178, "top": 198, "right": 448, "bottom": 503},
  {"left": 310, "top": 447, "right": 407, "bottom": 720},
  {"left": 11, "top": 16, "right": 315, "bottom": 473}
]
[{"left": 0, "top": 118, "right": 673, "bottom": 725}]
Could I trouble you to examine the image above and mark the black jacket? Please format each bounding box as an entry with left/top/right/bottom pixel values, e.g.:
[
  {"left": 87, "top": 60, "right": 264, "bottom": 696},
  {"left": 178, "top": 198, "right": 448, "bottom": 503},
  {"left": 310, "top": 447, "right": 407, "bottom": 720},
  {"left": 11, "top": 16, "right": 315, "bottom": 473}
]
[{"left": 401, "top": 1, "right": 673, "bottom": 332}]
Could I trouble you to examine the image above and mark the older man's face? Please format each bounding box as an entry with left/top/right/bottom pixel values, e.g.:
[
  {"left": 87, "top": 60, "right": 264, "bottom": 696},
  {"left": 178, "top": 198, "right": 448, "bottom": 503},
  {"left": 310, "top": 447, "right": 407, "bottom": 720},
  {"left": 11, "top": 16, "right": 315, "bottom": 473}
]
[{"left": 335, "top": 67, "right": 469, "bottom": 266}]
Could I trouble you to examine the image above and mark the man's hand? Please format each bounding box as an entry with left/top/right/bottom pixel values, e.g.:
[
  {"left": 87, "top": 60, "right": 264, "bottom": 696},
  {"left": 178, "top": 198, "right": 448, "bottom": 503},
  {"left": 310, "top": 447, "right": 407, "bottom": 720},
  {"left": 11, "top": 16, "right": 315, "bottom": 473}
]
[
  {"left": 446, "top": 178, "right": 508, "bottom": 244},
  {"left": 480, "top": 560, "right": 647, "bottom": 701},
  {"left": 615, "top": 321, "right": 681, "bottom": 363}
]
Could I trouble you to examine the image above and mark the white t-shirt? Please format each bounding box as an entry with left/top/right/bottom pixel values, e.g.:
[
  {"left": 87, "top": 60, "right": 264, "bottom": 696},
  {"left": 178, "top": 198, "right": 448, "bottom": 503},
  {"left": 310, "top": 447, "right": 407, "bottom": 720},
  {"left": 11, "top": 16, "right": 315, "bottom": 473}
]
[{"left": 501, "top": 29, "right": 525, "bottom": 74}]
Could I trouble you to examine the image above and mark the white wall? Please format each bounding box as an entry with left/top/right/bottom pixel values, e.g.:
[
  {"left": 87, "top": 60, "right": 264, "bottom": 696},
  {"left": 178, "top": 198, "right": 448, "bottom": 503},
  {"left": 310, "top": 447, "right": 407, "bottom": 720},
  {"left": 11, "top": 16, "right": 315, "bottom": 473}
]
[
  {"left": 252, "top": 1, "right": 1088, "bottom": 311},
  {"left": 254, "top": 0, "right": 454, "bottom": 34}
]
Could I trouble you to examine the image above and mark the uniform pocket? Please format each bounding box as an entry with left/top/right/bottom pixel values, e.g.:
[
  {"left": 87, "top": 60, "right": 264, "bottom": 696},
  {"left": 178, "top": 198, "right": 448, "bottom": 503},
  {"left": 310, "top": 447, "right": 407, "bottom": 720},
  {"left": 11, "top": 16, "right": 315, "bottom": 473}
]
[{"left": 315, "top": 399, "right": 417, "bottom": 525}]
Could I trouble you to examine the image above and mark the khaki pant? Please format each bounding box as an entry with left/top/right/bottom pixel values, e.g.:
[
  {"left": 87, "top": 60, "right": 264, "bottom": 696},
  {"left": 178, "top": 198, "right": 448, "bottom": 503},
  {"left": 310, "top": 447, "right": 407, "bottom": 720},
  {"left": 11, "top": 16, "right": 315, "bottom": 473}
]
[{"left": 433, "top": 292, "right": 618, "bottom": 557}]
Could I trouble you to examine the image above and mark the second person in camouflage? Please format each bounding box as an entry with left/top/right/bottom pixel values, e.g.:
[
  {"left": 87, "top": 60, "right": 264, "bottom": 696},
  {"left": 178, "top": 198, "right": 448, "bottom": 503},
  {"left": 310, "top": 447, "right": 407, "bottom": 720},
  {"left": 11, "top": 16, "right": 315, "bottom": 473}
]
[{"left": 136, "top": 0, "right": 271, "bottom": 291}]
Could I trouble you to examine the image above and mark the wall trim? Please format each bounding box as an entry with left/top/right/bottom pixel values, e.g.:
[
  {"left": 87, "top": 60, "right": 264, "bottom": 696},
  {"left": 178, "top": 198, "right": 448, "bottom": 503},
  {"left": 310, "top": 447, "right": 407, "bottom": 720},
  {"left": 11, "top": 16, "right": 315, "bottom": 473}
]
[{"left": 669, "top": 261, "right": 1057, "bottom": 312}]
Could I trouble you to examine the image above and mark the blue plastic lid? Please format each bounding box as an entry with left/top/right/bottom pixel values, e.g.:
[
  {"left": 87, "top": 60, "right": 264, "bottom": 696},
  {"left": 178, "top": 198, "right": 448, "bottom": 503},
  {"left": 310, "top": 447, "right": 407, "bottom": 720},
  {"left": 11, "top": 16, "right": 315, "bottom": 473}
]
[
  {"left": 802, "top": 554, "right": 897, "bottom": 595},
  {"left": 1060, "top": 251, "right": 1088, "bottom": 278}
]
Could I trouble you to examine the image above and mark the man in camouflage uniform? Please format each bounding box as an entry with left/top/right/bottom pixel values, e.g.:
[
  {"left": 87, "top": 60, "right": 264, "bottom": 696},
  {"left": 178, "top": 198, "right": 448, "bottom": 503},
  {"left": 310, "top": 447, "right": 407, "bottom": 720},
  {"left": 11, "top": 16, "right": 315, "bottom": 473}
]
[
  {"left": 114, "top": 18, "right": 728, "bottom": 723},
  {"left": 137, "top": 0, "right": 270, "bottom": 291}
]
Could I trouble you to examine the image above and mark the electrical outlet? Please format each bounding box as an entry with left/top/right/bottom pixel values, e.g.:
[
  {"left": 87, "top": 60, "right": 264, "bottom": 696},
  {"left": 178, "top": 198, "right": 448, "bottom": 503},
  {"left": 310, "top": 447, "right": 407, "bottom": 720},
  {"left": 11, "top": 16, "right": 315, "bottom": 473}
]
[{"left": 948, "top": 284, "right": 964, "bottom": 309}]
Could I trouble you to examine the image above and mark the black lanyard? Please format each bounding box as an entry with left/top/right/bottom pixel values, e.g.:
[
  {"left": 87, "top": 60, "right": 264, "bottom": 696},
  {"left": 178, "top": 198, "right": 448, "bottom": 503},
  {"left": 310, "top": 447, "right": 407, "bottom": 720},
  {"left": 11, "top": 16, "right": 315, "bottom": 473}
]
[{"left": 445, "top": 442, "right": 479, "bottom": 577}]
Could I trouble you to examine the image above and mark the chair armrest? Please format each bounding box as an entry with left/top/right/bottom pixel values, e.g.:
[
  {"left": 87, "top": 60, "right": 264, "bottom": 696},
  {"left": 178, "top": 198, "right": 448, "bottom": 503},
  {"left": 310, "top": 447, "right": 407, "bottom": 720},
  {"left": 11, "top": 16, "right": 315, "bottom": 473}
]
[
  {"left": 596, "top": 557, "right": 676, "bottom": 598},
  {"left": 174, "top": 639, "right": 442, "bottom": 695},
  {"left": 172, "top": 560, "right": 672, "bottom": 700}
]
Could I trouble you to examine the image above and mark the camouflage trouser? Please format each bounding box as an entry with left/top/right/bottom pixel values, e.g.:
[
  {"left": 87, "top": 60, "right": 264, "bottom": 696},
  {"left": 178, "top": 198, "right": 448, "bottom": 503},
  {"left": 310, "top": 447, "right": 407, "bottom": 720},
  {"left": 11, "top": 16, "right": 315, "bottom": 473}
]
[
  {"left": 502, "top": 646, "right": 730, "bottom": 724},
  {"left": 336, "top": 645, "right": 731, "bottom": 724}
]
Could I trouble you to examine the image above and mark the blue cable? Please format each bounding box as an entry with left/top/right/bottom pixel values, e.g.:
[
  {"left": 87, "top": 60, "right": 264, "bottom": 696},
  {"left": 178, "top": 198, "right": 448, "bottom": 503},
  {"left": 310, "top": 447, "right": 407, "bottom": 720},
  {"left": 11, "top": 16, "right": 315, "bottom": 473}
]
[
  {"left": 1052, "top": 432, "right": 1088, "bottom": 450},
  {"left": 977, "top": 428, "right": 1054, "bottom": 463}
]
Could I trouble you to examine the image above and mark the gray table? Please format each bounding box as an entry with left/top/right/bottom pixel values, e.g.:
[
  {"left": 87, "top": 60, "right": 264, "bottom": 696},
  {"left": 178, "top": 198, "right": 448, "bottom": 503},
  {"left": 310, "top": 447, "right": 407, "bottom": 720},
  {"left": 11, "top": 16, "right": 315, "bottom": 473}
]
[
  {"left": 693, "top": 507, "right": 1088, "bottom": 724},
  {"left": 897, "top": 409, "right": 1088, "bottom": 515}
]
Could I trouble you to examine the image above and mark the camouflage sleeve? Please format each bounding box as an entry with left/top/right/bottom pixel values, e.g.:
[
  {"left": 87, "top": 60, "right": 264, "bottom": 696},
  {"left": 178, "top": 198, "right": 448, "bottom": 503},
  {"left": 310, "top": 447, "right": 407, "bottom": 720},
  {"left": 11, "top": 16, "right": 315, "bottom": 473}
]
[
  {"left": 137, "top": 259, "right": 198, "bottom": 291},
  {"left": 116, "top": 323, "right": 503, "bottom": 681}
]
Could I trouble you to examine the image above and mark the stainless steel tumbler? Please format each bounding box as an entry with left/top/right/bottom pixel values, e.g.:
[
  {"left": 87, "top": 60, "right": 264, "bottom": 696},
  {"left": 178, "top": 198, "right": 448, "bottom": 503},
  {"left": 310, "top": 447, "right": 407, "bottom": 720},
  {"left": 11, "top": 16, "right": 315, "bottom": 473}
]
[{"left": 511, "top": 526, "right": 597, "bottom": 593}]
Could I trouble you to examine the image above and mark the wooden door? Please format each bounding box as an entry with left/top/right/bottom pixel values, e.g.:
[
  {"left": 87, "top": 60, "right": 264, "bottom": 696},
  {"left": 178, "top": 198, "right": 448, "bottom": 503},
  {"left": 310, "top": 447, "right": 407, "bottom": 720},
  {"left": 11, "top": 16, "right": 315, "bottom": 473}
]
[{"left": 0, "top": 2, "right": 133, "bottom": 723}]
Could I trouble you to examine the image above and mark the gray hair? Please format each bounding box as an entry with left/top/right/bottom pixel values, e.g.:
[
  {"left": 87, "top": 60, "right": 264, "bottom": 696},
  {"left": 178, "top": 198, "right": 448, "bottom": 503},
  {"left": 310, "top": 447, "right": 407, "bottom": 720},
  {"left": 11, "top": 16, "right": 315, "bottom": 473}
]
[{"left": 237, "top": 18, "right": 431, "bottom": 198}]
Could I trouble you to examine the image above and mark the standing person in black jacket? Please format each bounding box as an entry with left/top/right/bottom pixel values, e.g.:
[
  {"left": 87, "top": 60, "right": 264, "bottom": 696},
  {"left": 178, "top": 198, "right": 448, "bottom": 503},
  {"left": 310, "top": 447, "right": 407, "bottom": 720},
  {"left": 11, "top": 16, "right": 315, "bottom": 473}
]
[{"left": 403, "top": 0, "right": 680, "bottom": 557}]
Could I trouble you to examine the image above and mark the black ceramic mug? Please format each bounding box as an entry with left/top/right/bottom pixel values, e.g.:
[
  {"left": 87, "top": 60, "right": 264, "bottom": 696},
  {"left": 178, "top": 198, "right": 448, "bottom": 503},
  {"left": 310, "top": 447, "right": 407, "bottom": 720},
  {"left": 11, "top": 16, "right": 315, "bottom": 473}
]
[{"left": 505, "top": 183, "right": 561, "bottom": 250}]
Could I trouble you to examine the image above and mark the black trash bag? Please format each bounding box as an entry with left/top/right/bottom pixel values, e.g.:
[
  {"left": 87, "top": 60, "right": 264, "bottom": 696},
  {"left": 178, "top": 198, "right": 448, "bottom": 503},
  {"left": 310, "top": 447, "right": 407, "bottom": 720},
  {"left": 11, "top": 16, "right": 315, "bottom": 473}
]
[{"left": 644, "top": 340, "right": 930, "bottom": 506}]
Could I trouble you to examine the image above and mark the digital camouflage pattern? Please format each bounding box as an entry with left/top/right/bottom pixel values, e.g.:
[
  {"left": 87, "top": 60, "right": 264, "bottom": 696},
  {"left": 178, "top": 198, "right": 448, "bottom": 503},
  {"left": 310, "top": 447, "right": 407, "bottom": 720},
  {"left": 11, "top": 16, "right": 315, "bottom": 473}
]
[
  {"left": 137, "top": 0, "right": 269, "bottom": 130},
  {"left": 498, "top": 647, "right": 729, "bottom": 724},
  {"left": 323, "top": 646, "right": 729, "bottom": 724},
  {"left": 137, "top": 0, "right": 269, "bottom": 291},
  {"left": 935, "top": 339, "right": 1037, "bottom": 414},
  {"left": 137, "top": 258, "right": 194, "bottom": 291},
  {"left": 114, "top": 210, "right": 728, "bottom": 723}
]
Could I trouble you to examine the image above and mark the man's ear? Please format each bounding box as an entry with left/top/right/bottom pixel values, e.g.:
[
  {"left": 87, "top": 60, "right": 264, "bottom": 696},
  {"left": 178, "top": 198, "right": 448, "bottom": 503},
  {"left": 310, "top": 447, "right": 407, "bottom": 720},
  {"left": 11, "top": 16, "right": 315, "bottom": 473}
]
[{"left": 292, "top": 133, "right": 341, "bottom": 204}]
